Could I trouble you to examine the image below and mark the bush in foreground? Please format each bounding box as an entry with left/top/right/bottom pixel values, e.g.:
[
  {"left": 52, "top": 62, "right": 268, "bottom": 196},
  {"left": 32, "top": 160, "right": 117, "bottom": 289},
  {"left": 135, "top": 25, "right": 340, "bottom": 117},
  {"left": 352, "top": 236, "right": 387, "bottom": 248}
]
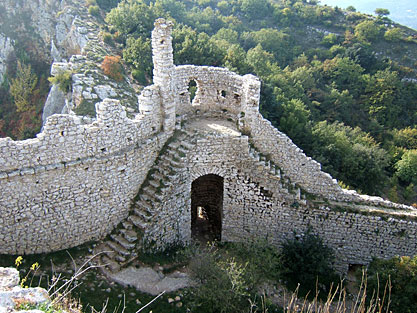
[{"left": 280, "top": 229, "right": 339, "bottom": 298}]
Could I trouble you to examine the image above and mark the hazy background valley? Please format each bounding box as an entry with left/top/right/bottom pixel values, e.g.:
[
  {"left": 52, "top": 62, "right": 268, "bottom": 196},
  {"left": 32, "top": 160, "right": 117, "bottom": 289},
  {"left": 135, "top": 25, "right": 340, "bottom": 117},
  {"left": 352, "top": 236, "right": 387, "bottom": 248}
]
[{"left": 320, "top": 0, "right": 417, "bottom": 30}]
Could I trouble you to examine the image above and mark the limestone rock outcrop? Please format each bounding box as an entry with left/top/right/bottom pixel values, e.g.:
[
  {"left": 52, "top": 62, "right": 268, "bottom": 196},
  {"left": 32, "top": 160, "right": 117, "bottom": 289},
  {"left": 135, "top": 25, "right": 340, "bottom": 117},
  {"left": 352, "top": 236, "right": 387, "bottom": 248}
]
[
  {"left": 0, "top": 267, "right": 49, "bottom": 313},
  {"left": 0, "top": 33, "right": 14, "bottom": 85}
]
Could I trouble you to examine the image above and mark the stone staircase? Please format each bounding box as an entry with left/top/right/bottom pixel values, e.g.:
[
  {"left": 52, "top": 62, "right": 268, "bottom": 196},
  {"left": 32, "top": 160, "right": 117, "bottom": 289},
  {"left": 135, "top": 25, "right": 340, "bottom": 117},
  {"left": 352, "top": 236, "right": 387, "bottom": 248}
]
[
  {"left": 95, "top": 131, "right": 194, "bottom": 273},
  {"left": 94, "top": 124, "right": 303, "bottom": 273},
  {"left": 247, "top": 143, "right": 303, "bottom": 201}
]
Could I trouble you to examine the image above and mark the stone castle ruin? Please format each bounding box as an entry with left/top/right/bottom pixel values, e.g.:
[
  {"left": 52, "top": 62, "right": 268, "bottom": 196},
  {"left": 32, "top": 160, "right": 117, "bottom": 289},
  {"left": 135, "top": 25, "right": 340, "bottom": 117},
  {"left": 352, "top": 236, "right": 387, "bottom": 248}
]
[{"left": 1, "top": 19, "right": 417, "bottom": 273}]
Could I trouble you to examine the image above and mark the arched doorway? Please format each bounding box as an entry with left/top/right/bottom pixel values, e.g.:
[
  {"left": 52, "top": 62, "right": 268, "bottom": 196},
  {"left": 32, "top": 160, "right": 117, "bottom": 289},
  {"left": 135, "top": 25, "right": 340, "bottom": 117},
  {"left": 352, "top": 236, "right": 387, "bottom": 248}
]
[{"left": 191, "top": 174, "right": 224, "bottom": 242}]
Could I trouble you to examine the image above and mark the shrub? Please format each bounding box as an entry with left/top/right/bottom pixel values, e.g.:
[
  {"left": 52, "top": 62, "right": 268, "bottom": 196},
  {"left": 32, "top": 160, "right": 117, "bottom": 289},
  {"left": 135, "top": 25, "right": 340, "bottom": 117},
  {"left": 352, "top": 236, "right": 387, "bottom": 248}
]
[
  {"left": 85, "top": 0, "right": 96, "bottom": 7},
  {"left": 101, "top": 31, "right": 113, "bottom": 45},
  {"left": 88, "top": 5, "right": 100, "bottom": 17},
  {"left": 188, "top": 246, "right": 250, "bottom": 313},
  {"left": 366, "top": 256, "right": 417, "bottom": 313},
  {"left": 74, "top": 99, "right": 96, "bottom": 117},
  {"left": 354, "top": 20, "right": 381, "bottom": 43},
  {"left": 132, "top": 69, "right": 147, "bottom": 85},
  {"left": 48, "top": 69, "right": 72, "bottom": 93},
  {"left": 219, "top": 240, "right": 281, "bottom": 287},
  {"left": 384, "top": 28, "right": 403, "bottom": 42},
  {"left": 395, "top": 149, "right": 417, "bottom": 184},
  {"left": 101, "top": 55, "right": 123, "bottom": 81},
  {"left": 279, "top": 229, "right": 339, "bottom": 298}
]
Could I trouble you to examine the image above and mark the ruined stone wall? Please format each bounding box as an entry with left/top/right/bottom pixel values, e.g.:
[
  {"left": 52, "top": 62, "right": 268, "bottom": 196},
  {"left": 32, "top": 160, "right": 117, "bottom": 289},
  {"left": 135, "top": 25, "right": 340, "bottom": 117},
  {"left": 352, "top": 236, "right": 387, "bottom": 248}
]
[
  {"left": 0, "top": 99, "right": 165, "bottom": 254},
  {"left": 144, "top": 125, "right": 417, "bottom": 271},
  {"left": 1, "top": 18, "right": 416, "bottom": 264},
  {"left": 174, "top": 65, "right": 245, "bottom": 116}
]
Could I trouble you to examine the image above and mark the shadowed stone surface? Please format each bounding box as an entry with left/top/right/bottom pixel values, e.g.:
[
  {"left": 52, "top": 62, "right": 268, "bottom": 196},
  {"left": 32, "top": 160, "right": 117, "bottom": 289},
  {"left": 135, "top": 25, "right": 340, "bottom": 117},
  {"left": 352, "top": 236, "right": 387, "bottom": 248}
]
[{"left": 109, "top": 267, "right": 191, "bottom": 296}]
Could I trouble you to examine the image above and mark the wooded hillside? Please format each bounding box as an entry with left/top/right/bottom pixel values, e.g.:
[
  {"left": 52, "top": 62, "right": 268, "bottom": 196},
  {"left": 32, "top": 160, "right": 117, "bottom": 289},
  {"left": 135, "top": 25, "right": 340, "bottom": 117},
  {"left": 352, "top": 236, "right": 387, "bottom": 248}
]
[{"left": 2, "top": 0, "right": 417, "bottom": 203}]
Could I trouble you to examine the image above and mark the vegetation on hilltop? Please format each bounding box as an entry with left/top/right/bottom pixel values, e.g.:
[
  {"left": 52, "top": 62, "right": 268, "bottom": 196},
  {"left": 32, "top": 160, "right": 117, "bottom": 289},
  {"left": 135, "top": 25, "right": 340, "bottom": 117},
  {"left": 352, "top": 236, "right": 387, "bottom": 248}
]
[
  {"left": 1, "top": 0, "right": 417, "bottom": 203},
  {"left": 100, "top": 0, "right": 417, "bottom": 201}
]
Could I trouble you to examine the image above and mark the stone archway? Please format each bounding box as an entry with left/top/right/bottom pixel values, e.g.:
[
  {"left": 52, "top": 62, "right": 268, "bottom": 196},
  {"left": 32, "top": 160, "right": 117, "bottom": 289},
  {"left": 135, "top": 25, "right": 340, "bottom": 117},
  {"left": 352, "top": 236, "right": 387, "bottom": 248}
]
[{"left": 191, "top": 174, "right": 224, "bottom": 242}]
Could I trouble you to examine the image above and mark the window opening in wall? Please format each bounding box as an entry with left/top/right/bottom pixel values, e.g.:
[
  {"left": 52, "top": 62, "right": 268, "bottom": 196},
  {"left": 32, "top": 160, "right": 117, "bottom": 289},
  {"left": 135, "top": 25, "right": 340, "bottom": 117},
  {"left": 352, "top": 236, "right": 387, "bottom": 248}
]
[
  {"left": 188, "top": 80, "right": 197, "bottom": 104},
  {"left": 191, "top": 174, "right": 224, "bottom": 242},
  {"left": 221, "top": 90, "right": 227, "bottom": 98}
]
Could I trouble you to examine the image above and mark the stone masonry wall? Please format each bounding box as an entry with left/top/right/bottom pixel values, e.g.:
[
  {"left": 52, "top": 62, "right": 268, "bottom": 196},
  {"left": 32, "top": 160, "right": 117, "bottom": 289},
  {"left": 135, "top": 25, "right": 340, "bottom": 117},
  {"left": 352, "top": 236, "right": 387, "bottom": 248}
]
[
  {"left": 0, "top": 99, "right": 166, "bottom": 254},
  {"left": 144, "top": 120, "right": 417, "bottom": 271},
  {"left": 174, "top": 65, "right": 245, "bottom": 116},
  {"left": 1, "top": 17, "right": 417, "bottom": 268}
]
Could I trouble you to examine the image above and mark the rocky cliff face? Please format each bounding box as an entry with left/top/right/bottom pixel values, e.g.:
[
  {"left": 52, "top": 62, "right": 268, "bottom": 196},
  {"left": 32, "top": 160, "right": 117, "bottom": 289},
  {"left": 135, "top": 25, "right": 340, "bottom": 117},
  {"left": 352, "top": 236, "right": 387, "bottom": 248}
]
[
  {"left": 0, "top": 0, "right": 139, "bottom": 126},
  {"left": 0, "top": 34, "right": 14, "bottom": 85}
]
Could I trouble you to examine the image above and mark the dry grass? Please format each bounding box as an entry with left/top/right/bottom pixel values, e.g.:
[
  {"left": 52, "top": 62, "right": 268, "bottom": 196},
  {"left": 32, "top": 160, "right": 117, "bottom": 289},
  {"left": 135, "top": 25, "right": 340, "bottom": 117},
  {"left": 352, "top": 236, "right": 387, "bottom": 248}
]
[{"left": 283, "top": 273, "right": 392, "bottom": 313}]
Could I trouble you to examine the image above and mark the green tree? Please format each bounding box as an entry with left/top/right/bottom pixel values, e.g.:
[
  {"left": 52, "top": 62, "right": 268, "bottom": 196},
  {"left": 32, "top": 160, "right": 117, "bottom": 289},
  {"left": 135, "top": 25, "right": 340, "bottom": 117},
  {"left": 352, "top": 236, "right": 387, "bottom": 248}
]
[
  {"left": 222, "top": 44, "right": 251, "bottom": 74},
  {"left": 321, "top": 56, "right": 365, "bottom": 97},
  {"left": 321, "top": 33, "right": 338, "bottom": 47},
  {"left": 123, "top": 36, "right": 152, "bottom": 77},
  {"left": 246, "top": 44, "right": 278, "bottom": 77},
  {"left": 172, "top": 25, "right": 225, "bottom": 66},
  {"left": 240, "top": 0, "right": 270, "bottom": 20},
  {"left": 310, "top": 121, "right": 389, "bottom": 194},
  {"left": 374, "top": 8, "right": 390, "bottom": 18},
  {"left": 384, "top": 27, "right": 403, "bottom": 42},
  {"left": 363, "top": 68, "right": 402, "bottom": 128},
  {"left": 354, "top": 20, "right": 381, "bottom": 43},
  {"left": 393, "top": 127, "right": 417, "bottom": 150},
  {"left": 346, "top": 5, "right": 356, "bottom": 12},
  {"left": 105, "top": 0, "right": 158, "bottom": 39},
  {"left": 248, "top": 28, "right": 292, "bottom": 65},
  {"left": 9, "top": 61, "right": 38, "bottom": 113},
  {"left": 277, "top": 98, "right": 311, "bottom": 145},
  {"left": 395, "top": 150, "right": 417, "bottom": 184}
]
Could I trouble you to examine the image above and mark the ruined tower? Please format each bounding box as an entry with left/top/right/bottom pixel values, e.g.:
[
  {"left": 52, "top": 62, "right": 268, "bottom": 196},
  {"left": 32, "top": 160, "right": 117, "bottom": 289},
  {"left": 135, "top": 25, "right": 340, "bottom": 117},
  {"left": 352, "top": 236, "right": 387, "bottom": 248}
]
[{"left": 151, "top": 18, "right": 175, "bottom": 133}]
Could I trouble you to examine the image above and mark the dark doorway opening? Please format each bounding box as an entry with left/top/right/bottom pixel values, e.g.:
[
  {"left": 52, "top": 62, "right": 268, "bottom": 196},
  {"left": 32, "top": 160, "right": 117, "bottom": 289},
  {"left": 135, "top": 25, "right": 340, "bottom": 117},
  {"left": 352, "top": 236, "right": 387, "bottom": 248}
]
[
  {"left": 188, "top": 80, "right": 197, "bottom": 104},
  {"left": 191, "top": 174, "right": 224, "bottom": 242}
]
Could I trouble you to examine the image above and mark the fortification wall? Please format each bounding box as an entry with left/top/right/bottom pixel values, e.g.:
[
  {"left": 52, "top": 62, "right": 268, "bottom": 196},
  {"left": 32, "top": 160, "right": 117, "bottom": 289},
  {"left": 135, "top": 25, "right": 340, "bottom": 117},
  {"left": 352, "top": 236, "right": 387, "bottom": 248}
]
[
  {"left": 0, "top": 99, "right": 165, "bottom": 254},
  {"left": 143, "top": 124, "right": 417, "bottom": 271},
  {"left": 1, "top": 18, "right": 415, "bottom": 263}
]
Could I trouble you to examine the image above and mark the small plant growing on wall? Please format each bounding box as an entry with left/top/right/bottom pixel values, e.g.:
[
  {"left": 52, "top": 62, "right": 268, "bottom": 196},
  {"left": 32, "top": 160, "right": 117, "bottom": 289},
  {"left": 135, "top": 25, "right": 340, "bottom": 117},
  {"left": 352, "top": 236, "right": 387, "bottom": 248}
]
[
  {"left": 48, "top": 69, "right": 73, "bottom": 93},
  {"left": 101, "top": 55, "right": 124, "bottom": 81}
]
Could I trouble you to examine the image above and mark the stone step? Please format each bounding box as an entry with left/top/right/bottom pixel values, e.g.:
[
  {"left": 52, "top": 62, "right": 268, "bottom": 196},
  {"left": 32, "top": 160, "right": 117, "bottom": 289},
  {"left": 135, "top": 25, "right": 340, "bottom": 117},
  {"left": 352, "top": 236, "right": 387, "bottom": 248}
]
[
  {"left": 180, "top": 141, "right": 193, "bottom": 150},
  {"left": 167, "top": 149, "right": 179, "bottom": 157},
  {"left": 170, "top": 158, "right": 182, "bottom": 168},
  {"left": 168, "top": 141, "right": 180, "bottom": 149},
  {"left": 101, "top": 255, "right": 121, "bottom": 273},
  {"left": 153, "top": 192, "right": 164, "bottom": 202},
  {"left": 166, "top": 171, "right": 177, "bottom": 181},
  {"left": 133, "top": 207, "right": 152, "bottom": 221},
  {"left": 128, "top": 215, "right": 148, "bottom": 229},
  {"left": 119, "top": 229, "right": 138, "bottom": 243},
  {"left": 149, "top": 179, "right": 160, "bottom": 188},
  {"left": 114, "top": 253, "right": 127, "bottom": 263},
  {"left": 151, "top": 172, "right": 164, "bottom": 181},
  {"left": 143, "top": 185, "right": 156, "bottom": 197},
  {"left": 94, "top": 242, "right": 114, "bottom": 258},
  {"left": 183, "top": 129, "right": 194, "bottom": 137},
  {"left": 178, "top": 146, "right": 188, "bottom": 155},
  {"left": 111, "top": 234, "right": 136, "bottom": 250},
  {"left": 136, "top": 199, "right": 154, "bottom": 212},
  {"left": 106, "top": 240, "right": 130, "bottom": 256},
  {"left": 122, "top": 220, "right": 133, "bottom": 230},
  {"left": 139, "top": 193, "right": 152, "bottom": 202}
]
